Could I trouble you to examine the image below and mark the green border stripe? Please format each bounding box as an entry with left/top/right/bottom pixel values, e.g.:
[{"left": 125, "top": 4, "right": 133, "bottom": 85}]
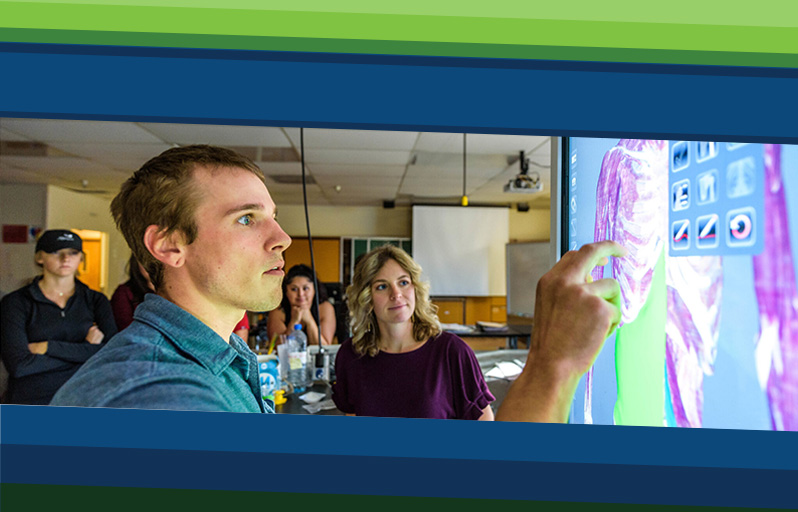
[
  {"left": 4, "top": 28, "right": 798, "bottom": 69},
  {"left": 0, "top": 484, "right": 787, "bottom": 512},
  {"left": 2, "top": 3, "right": 798, "bottom": 55},
  {"left": 8, "top": 0, "right": 798, "bottom": 28}
]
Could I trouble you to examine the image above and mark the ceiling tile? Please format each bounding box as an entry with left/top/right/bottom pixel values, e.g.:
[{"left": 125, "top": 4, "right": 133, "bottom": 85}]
[
  {"left": 313, "top": 174, "right": 401, "bottom": 188},
  {"left": 308, "top": 163, "right": 407, "bottom": 178},
  {"left": 1, "top": 155, "right": 110, "bottom": 173},
  {"left": 0, "top": 127, "right": 32, "bottom": 141},
  {"left": 140, "top": 123, "right": 291, "bottom": 147},
  {"left": 286, "top": 128, "right": 419, "bottom": 151},
  {"left": 305, "top": 148, "right": 412, "bottom": 166},
  {"left": 0, "top": 119, "right": 163, "bottom": 143},
  {"left": 46, "top": 142, "right": 173, "bottom": 167}
]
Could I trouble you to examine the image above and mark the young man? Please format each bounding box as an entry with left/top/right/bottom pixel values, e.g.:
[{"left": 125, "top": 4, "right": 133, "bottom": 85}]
[
  {"left": 52, "top": 144, "right": 626, "bottom": 421},
  {"left": 51, "top": 145, "right": 291, "bottom": 412}
]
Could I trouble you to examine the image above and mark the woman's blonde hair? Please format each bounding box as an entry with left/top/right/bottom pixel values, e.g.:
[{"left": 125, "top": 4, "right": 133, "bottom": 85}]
[{"left": 346, "top": 245, "right": 440, "bottom": 357}]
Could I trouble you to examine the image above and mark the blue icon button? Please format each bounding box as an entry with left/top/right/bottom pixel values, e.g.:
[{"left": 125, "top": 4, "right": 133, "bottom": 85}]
[
  {"left": 672, "top": 141, "right": 690, "bottom": 172},
  {"left": 696, "top": 169, "right": 718, "bottom": 205},
  {"left": 727, "top": 157, "right": 756, "bottom": 198},
  {"left": 672, "top": 219, "right": 691, "bottom": 251},
  {"left": 696, "top": 214, "right": 719, "bottom": 249},
  {"left": 696, "top": 141, "right": 718, "bottom": 162},
  {"left": 672, "top": 179, "right": 690, "bottom": 211},
  {"left": 727, "top": 207, "right": 756, "bottom": 247}
]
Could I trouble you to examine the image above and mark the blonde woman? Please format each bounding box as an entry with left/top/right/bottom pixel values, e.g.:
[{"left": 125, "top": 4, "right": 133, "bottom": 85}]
[
  {"left": 0, "top": 230, "right": 116, "bottom": 404},
  {"left": 332, "top": 245, "right": 494, "bottom": 420}
]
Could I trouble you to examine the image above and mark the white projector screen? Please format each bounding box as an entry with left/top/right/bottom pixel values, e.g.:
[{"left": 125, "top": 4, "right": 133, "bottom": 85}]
[{"left": 412, "top": 206, "right": 509, "bottom": 296}]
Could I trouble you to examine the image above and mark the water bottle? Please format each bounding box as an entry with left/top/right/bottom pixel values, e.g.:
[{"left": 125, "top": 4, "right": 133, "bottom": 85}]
[{"left": 286, "top": 324, "right": 310, "bottom": 393}]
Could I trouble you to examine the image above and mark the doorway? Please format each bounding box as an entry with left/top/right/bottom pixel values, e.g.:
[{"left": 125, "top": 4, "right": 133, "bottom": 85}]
[{"left": 72, "top": 229, "right": 108, "bottom": 293}]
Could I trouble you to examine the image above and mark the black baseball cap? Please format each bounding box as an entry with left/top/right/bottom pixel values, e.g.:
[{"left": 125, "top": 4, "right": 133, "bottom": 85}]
[{"left": 35, "top": 230, "right": 83, "bottom": 253}]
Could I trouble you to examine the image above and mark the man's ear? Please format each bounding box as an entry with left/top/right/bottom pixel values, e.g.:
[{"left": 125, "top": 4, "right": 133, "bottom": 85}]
[{"left": 143, "top": 225, "right": 187, "bottom": 269}]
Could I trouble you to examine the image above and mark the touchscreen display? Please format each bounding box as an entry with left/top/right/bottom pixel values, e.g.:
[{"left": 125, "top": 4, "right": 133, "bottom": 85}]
[{"left": 565, "top": 139, "right": 798, "bottom": 430}]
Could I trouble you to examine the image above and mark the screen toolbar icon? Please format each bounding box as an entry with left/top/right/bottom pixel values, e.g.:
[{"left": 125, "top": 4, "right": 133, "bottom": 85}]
[
  {"left": 697, "top": 214, "right": 719, "bottom": 249},
  {"left": 672, "top": 141, "right": 690, "bottom": 172},
  {"left": 696, "top": 141, "right": 718, "bottom": 162},
  {"left": 672, "top": 219, "right": 690, "bottom": 251},
  {"left": 697, "top": 169, "right": 718, "bottom": 205},
  {"left": 672, "top": 179, "right": 690, "bottom": 211},
  {"left": 727, "top": 157, "right": 756, "bottom": 199},
  {"left": 727, "top": 207, "right": 756, "bottom": 247}
]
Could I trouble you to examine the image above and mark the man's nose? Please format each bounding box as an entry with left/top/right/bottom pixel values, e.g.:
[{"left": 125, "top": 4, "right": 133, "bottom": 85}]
[{"left": 265, "top": 218, "right": 292, "bottom": 252}]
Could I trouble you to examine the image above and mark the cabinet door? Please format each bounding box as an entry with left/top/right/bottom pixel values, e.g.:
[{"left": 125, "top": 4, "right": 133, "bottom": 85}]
[
  {"left": 284, "top": 238, "right": 340, "bottom": 282},
  {"left": 432, "top": 298, "right": 465, "bottom": 324}
]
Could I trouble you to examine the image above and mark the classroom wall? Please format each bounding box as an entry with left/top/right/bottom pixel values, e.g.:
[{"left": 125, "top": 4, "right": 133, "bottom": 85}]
[
  {"left": 277, "top": 204, "right": 412, "bottom": 238},
  {"left": 1, "top": 187, "right": 550, "bottom": 300},
  {"left": 45, "top": 185, "right": 128, "bottom": 298},
  {"left": 278, "top": 204, "right": 550, "bottom": 242},
  {"left": 509, "top": 208, "right": 550, "bottom": 242},
  {"left": 0, "top": 183, "right": 48, "bottom": 295}
]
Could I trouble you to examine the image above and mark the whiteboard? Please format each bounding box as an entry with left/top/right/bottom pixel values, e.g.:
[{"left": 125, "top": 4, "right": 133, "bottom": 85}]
[
  {"left": 412, "top": 206, "right": 508, "bottom": 296},
  {"left": 506, "top": 241, "right": 551, "bottom": 317}
]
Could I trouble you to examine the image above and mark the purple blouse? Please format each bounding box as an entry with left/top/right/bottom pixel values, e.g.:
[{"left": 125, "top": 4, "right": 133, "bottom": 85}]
[{"left": 332, "top": 331, "right": 495, "bottom": 420}]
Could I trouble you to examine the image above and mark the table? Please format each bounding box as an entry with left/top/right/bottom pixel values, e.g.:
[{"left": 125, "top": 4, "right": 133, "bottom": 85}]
[
  {"left": 273, "top": 382, "right": 344, "bottom": 415},
  {"left": 448, "top": 324, "right": 532, "bottom": 349},
  {"left": 474, "top": 349, "right": 529, "bottom": 412},
  {"left": 273, "top": 348, "right": 531, "bottom": 416}
]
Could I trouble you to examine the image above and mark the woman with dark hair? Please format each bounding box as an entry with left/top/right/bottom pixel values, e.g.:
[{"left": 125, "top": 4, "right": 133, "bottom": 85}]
[
  {"left": 267, "top": 264, "right": 336, "bottom": 346},
  {"left": 110, "top": 253, "right": 155, "bottom": 331},
  {"left": 332, "top": 245, "right": 495, "bottom": 420},
  {"left": 0, "top": 230, "right": 117, "bottom": 404}
]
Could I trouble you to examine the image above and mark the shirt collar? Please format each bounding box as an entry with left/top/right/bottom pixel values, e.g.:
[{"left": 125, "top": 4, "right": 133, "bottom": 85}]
[
  {"left": 28, "top": 275, "right": 88, "bottom": 303},
  {"left": 134, "top": 294, "right": 249, "bottom": 378}
]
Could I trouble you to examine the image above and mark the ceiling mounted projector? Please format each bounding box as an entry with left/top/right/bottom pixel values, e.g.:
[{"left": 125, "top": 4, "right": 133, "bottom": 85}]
[{"left": 504, "top": 150, "right": 543, "bottom": 193}]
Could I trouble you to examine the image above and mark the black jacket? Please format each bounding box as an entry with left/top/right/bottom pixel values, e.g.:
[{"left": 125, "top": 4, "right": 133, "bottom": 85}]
[{"left": 0, "top": 277, "right": 117, "bottom": 404}]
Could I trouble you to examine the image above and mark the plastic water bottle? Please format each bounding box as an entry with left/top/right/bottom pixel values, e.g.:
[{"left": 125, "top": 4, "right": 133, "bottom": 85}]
[{"left": 286, "top": 324, "right": 310, "bottom": 393}]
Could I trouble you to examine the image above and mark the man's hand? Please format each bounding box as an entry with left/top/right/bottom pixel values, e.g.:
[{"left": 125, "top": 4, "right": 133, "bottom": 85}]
[
  {"left": 496, "top": 240, "right": 627, "bottom": 423},
  {"left": 85, "top": 325, "right": 105, "bottom": 345},
  {"left": 28, "top": 341, "right": 48, "bottom": 354},
  {"left": 530, "top": 240, "right": 626, "bottom": 377}
]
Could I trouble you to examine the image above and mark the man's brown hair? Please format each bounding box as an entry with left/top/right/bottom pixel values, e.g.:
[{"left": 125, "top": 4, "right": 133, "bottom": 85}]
[{"left": 110, "top": 144, "right": 266, "bottom": 290}]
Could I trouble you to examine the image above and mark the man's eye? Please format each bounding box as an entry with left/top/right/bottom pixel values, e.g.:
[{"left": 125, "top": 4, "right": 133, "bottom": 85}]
[{"left": 237, "top": 214, "right": 253, "bottom": 226}]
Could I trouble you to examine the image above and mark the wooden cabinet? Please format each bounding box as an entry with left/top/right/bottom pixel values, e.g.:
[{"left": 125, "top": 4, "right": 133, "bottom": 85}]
[
  {"left": 432, "top": 296, "right": 506, "bottom": 325},
  {"left": 432, "top": 298, "right": 465, "bottom": 324},
  {"left": 283, "top": 238, "right": 340, "bottom": 282}
]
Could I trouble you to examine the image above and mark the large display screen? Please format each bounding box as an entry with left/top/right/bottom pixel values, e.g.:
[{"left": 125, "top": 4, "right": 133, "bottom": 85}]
[{"left": 563, "top": 139, "right": 798, "bottom": 430}]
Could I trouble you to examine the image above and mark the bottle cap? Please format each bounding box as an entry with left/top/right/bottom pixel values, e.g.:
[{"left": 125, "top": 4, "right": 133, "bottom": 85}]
[{"left": 293, "top": 324, "right": 302, "bottom": 330}]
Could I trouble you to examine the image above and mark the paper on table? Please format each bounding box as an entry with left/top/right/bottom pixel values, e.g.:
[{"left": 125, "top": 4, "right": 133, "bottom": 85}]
[
  {"left": 302, "top": 398, "right": 338, "bottom": 414},
  {"left": 485, "top": 361, "right": 524, "bottom": 380},
  {"left": 440, "top": 323, "right": 475, "bottom": 334},
  {"left": 299, "top": 391, "right": 325, "bottom": 403}
]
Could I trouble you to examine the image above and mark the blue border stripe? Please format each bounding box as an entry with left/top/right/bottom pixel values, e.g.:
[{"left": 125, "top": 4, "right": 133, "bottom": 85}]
[
  {"left": 2, "top": 111, "right": 795, "bottom": 146},
  {"left": 1, "top": 50, "right": 798, "bottom": 143},
  {"left": 3, "top": 444, "right": 797, "bottom": 508},
  {"left": 2, "top": 406, "right": 797, "bottom": 471},
  {"left": 3, "top": 41, "right": 798, "bottom": 79}
]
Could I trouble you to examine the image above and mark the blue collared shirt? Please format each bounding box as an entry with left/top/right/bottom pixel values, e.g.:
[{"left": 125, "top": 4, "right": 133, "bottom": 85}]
[{"left": 51, "top": 294, "right": 273, "bottom": 413}]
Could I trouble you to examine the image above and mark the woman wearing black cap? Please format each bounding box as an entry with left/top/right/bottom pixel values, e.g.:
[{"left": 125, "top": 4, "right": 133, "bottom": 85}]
[
  {"left": 267, "top": 264, "right": 336, "bottom": 346},
  {"left": 0, "top": 229, "right": 117, "bottom": 405}
]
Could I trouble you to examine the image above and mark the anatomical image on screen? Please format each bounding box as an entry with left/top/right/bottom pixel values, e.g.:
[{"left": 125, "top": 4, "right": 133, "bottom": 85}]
[{"left": 566, "top": 139, "right": 798, "bottom": 430}]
